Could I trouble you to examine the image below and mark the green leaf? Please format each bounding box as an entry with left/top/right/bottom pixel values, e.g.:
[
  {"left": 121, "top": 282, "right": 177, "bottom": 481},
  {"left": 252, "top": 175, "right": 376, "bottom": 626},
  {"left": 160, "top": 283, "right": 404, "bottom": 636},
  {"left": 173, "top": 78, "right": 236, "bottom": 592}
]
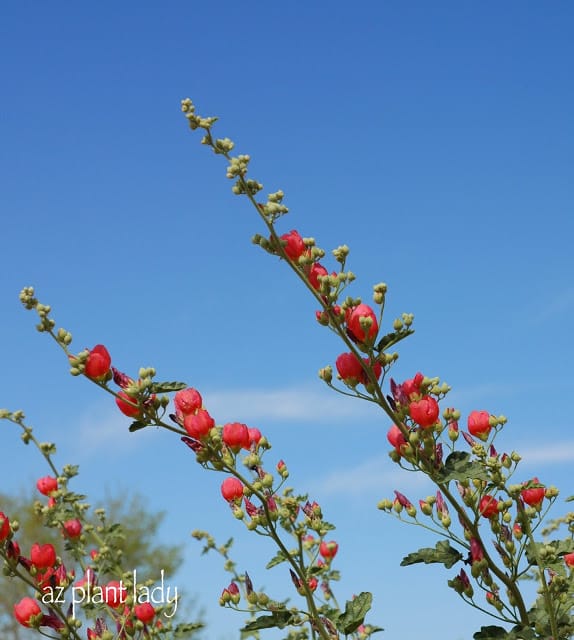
[
  {"left": 366, "top": 626, "right": 385, "bottom": 635},
  {"left": 149, "top": 381, "right": 188, "bottom": 393},
  {"left": 525, "top": 539, "right": 573, "bottom": 568},
  {"left": 473, "top": 625, "right": 537, "bottom": 640},
  {"left": 173, "top": 622, "right": 204, "bottom": 636},
  {"left": 62, "top": 492, "right": 87, "bottom": 502},
  {"left": 266, "top": 549, "right": 288, "bottom": 569},
  {"left": 241, "top": 611, "right": 295, "bottom": 631},
  {"left": 401, "top": 540, "right": 463, "bottom": 569},
  {"left": 336, "top": 591, "right": 372, "bottom": 635},
  {"left": 128, "top": 420, "right": 147, "bottom": 432},
  {"left": 437, "top": 451, "right": 490, "bottom": 482},
  {"left": 375, "top": 329, "right": 414, "bottom": 353},
  {"left": 473, "top": 626, "right": 511, "bottom": 639}
]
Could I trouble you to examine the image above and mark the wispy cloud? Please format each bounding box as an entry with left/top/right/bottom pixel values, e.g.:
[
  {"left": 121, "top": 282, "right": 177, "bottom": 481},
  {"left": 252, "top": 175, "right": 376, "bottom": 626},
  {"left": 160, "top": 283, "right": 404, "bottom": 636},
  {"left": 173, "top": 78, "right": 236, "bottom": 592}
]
[
  {"left": 446, "top": 382, "right": 540, "bottom": 406},
  {"left": 312, "top": 440, "right": 574, "bottom": 499},
  {"left": 68, "top": 384, "right": 381, "bottom": 457},
  {"left": 203, "top": 385, "right": 380, "bottom": 424},
  {"left": 72, "top": 405, "right": 155, "bottom": 455},
  {"left": 312, "top": 456, "right": 434, "bottom": 498},
  {"left": 518, "top": 442, "right": 574, "bottom": 465}
]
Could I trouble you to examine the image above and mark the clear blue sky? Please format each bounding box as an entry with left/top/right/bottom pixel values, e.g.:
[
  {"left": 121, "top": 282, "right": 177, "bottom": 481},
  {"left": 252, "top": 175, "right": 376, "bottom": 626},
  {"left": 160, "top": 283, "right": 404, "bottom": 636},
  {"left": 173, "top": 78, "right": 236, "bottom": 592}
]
[{"left": 1, "top": 2, "right": 573, "bottom": 639}]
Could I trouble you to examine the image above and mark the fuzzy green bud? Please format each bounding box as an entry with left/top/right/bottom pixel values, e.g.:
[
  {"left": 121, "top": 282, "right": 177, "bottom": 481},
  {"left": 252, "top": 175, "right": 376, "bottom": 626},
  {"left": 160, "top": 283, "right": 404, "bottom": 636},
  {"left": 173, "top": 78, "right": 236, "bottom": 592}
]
[
  {"left": 448, "top": 427, "right": 459, "bottom": 442},
  {"left": 546, "top": 485, "right": 559, "bottom": 498},
  {"left": 332, "top": 245, "right": 350, "bottom": 263},
  {"left": 402, "top": 313, "right": 414, "bottom": 326},
  {"left": 261, "top": 473, "right": 274, "bottom": 488},
  {"left": 419, "top": 501, "right": 433, "bottom": 516}
]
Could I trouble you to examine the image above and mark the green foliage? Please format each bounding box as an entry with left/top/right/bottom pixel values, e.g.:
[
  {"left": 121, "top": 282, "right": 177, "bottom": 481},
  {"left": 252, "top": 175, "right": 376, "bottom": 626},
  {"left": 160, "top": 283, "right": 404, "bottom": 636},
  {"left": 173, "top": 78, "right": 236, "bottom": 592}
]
[
  {"left": 242, "top": 610, "right": 297, "bottom": 631},
  {"left": 0, "top": 489, "right": 193, "bottom": 640},
  {"left": 437, "top": 451, "right": 490, "bottom": 483},
  {"left": 336, "top": 592, "right": 372, "bottom": 635},
  {"left": 149, "top": 381, "right": 188, "bottom": 394},
  {"left": 401, "top": 540, "right": 463, "bottom": 569},
  {"left": 473, "top": 625, "right": 538, "bottom": 639}
]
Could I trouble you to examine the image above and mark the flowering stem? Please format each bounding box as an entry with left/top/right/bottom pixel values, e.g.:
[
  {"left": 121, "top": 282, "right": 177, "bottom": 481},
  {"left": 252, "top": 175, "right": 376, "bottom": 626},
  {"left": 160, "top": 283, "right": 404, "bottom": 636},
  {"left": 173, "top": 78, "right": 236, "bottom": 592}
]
[
  {"left": 220, "top": 464, "right": 333, "bottom": 640},
  {"left": 519, "top": 505, "right": 559, "bottom": 639},
  {"left": 437, "top": 482, "right": 530, "bottom": 625},
  {"left": 190, "top": 111, "right": 536, "bottom": 632}
]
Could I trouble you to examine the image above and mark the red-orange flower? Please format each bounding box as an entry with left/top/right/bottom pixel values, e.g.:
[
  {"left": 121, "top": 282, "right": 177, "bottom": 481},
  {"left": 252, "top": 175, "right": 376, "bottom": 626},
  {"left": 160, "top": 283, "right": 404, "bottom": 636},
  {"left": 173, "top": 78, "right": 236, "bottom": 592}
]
[
  {"left": 346, "top": 304, "right": 378, "bottom": 343},
  {"left": 184, "top": 409, "right": 214, "bottom": 440},
  {"left": 115, "top": 391, "right": 141, "bottom": 418},
  {"left": 63, "top": 519, "right": 82, "bottom": 539},
  {"left": 221, "top": 477, "right": 244, "bottom": 502},
  {"left": 134, "top": 602, "right": 155, "bottom": 624},
  {"left": 0, "top": 512, "right": 10, "bottom": 541},
  {"left": 36, "top": 476, "right": 58, "bottom": 496},
  {"left": 84, "top": 345, "right": 112, "bottom": 380},
  {"left": 30, "top": 543, "right": 57, "bottom": 569},
  {"left": 409, "top": 396, "right": 439, "bottom": 428},
  {"left": 521, "top": 478, "right": 545, "bottom": 507},
  {"left": 222, "top": 422, "right": 250, "bottom": 451},
  {"left": 13, "top": 597, "right": 42, "bottom": 628},
  {"left": 103, "top": 581, "right": 127, "bottom": 608},
  {"left": 279, "top": 230, "right": 306, "bottom": 261},
  {"left": 467, "top": 410, "right": 491, "bottom": 440},
  {"left": 174, "top": 388, "right": 202, "bottom": 417},
  {"left": 319, "top": 540, "right": 339, "bottom": 559},
  {"left": 479, "top": 495, "right": 500, "bottom": 519}
]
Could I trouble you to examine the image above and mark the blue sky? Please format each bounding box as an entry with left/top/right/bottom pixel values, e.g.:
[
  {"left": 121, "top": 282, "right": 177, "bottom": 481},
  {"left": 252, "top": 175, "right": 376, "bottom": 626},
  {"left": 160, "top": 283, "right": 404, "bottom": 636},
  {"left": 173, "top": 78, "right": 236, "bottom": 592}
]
[{"left": 1, "top": 2, "right": 574, "bottom": 639}]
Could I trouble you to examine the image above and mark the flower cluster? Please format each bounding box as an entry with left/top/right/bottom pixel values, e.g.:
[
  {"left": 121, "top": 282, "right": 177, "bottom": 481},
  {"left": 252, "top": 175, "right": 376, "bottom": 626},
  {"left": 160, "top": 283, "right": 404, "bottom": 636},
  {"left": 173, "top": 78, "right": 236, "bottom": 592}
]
[
  {"left": 4, "top": 98, "right": 574, "bottom": 640},
  {"left": 0, "top": 408, "right": 201, "bottom": 639}
]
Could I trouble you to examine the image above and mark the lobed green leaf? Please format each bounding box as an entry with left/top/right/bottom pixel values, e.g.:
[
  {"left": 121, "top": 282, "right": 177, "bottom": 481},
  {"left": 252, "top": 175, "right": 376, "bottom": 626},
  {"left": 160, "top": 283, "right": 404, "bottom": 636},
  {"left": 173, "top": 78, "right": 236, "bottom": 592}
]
[
  {"left": 336, "top": 591, "right": 372, "bottom": 635},
  {"left": 401, "top": 540, "right": 463, "bottom": 569}
]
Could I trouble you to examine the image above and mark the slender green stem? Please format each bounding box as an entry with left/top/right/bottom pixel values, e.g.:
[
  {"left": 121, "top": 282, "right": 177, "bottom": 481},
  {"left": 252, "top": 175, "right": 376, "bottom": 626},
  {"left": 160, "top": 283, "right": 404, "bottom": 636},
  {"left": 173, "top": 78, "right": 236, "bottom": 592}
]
[
  {"left": 438, "top": 482, "right": 530, "bottom": 625},
  {"left": 221, "top": 463, "right": 333, "bottom": 640},
  {"left": 520, "top": 505, "right": 559, "bottom": 640},
  {"left": 197, "top": 126, "right": 536, "bottom": 631}
]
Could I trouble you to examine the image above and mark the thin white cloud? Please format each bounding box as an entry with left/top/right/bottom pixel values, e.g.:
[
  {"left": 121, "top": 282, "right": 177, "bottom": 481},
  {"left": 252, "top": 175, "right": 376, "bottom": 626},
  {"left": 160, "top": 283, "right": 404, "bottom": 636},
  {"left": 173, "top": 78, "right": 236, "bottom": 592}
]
[
  {"left": 312, "top": 455, "right": 434, "bottom": 498},
  {"left": 203, "top": 385, "right": 381, "bottom": 424},
  {"left": 446, "top": 382, "right": 539, "bottom": 406},
  {"left": 73, "top": 405, "right": 155, "bottom": 454},
  {"left": 313, "top": 441, "right": 574, "bottom": 499},
  {"left": 63, "top": 384, "right": 381, "bottom": 458},
  {"left": 518, "top": 442, "right": 574, "bottom": 465}
]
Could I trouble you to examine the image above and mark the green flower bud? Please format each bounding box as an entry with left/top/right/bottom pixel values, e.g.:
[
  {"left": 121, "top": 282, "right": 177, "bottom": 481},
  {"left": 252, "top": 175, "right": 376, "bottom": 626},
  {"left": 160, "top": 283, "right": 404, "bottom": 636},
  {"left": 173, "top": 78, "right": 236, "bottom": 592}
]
[
  {"left": 261, "top": 473, "right": 273, "bottom": 488},
  {"left": 419, "top": 500, "right": 433, "bottom": 516},
  {"left": 332, "top": 245, "right": 350, "bottom": 262},
  {"left": 402, "top": 313, "right": 414, "bottom": 326},
  {"left": 546, "top": 485, "right": 559, "bottom": 498},
  {"left": 448, "top": 427, "right": 459, "bottom": 442}
]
